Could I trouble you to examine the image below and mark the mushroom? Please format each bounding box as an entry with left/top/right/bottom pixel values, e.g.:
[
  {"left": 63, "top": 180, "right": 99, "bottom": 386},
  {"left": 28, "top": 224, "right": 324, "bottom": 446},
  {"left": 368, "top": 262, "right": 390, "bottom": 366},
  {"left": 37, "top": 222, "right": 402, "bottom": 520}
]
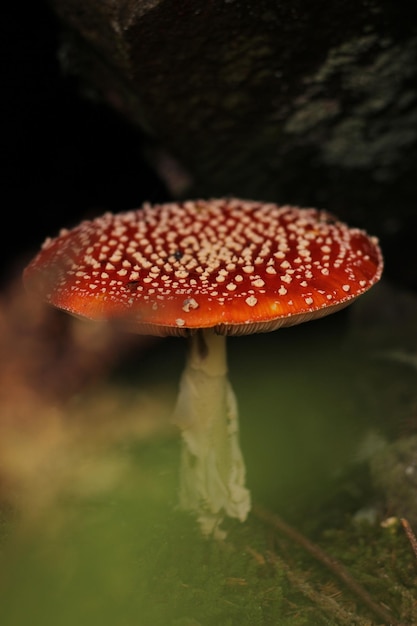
[{"left": 23, "top": 198, "right": 383, "bottom": 536}]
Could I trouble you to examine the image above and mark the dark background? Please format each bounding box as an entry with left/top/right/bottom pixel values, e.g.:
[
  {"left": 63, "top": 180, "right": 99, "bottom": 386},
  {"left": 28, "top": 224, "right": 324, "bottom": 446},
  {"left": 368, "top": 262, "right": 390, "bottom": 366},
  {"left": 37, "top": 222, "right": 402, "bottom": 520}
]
[
  {"left": 4, "top": 2, "right": 416, "bottom": 296},
  {"left": 3, "top": 2, "right": 169, "bottom": 287}
]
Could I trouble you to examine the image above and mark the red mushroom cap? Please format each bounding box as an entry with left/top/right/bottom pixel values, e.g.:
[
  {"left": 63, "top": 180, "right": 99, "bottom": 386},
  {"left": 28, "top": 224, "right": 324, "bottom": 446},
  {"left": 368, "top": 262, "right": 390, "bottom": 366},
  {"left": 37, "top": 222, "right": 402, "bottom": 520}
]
[{"left": 23, "top": 198, "right": 383, "bottom": 336}]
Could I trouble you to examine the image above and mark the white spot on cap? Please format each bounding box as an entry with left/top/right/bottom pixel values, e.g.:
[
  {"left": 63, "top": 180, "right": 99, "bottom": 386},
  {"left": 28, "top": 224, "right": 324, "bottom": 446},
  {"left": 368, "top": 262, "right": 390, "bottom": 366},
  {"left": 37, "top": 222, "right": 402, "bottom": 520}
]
[
  {"left": 175, "top": 318, "right": 185, "bottom": 326},
  {"left": 245, "top": 295, "right": 258, "bottom": 307},
  {"left": 182, "top": 298, "right": 199, "bottom": 312},
  {"left": 342, "top": 284, "right": 351, "bottom": 292}
]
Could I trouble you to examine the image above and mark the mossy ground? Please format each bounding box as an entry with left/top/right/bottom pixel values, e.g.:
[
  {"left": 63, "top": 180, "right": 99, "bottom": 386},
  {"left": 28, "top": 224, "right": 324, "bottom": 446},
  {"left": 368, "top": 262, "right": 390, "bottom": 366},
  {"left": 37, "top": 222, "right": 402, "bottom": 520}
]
[
  {"left": 1, "top": 285, "right": 417, "bottom": 625},
  {"left": 1, "top": 434, "right": 416, "bottom": 625}
]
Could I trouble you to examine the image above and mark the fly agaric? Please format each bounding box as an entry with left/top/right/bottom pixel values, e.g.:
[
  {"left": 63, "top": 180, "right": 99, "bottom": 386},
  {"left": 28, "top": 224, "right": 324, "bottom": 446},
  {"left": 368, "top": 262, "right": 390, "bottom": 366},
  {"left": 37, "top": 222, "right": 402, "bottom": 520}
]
[{"left": 23, "top": 198, "right": 383, "bottom": 536}]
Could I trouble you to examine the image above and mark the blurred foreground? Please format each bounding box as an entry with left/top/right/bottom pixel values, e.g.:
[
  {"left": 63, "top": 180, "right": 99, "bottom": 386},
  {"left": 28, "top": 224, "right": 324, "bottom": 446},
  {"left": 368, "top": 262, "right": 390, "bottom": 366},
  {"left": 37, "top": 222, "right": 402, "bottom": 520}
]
[{"left": 1, "top": 277, "right": 417, "bottom": 624}]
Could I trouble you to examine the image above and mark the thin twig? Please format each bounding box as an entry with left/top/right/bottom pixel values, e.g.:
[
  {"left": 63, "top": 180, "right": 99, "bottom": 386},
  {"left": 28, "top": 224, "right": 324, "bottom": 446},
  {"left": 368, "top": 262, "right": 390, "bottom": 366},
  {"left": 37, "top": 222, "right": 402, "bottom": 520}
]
[
  {"left": 267, "top": 549, "right": 370, "bottom": 625},
  {"left": 401, "top": 518, "right": 417, "bottom": 561},
  {"left": 253, "top": 503, "right": 399, "bottom": 626}
]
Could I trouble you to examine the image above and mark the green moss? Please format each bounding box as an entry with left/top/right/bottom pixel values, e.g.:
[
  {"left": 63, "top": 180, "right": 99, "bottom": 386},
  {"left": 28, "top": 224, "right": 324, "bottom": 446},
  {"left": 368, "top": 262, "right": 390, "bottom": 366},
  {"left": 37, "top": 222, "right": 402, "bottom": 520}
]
[
  {"left": 1, "top": 318, "right": 417, "bottom": 624},
  {"left": 0, "top": 432, "right": 415, "bottom": 625},
  {"left": 284, "top": 33, "right": 417, "bottom": 179}
]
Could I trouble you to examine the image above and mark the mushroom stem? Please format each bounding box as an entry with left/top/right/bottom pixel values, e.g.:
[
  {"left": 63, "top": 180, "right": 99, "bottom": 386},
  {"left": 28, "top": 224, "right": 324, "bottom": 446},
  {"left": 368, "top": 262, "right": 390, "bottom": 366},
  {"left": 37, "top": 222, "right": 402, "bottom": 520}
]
[{"left": 172, "top": 328, "right": 251, "bottom": 537}]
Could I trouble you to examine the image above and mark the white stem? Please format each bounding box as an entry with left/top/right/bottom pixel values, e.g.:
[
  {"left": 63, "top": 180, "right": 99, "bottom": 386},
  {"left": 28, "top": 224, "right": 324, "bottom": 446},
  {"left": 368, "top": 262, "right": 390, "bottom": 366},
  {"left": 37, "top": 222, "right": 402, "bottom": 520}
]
[{"left": 172, "top": 329, "right": 251, "bottom": 537}]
